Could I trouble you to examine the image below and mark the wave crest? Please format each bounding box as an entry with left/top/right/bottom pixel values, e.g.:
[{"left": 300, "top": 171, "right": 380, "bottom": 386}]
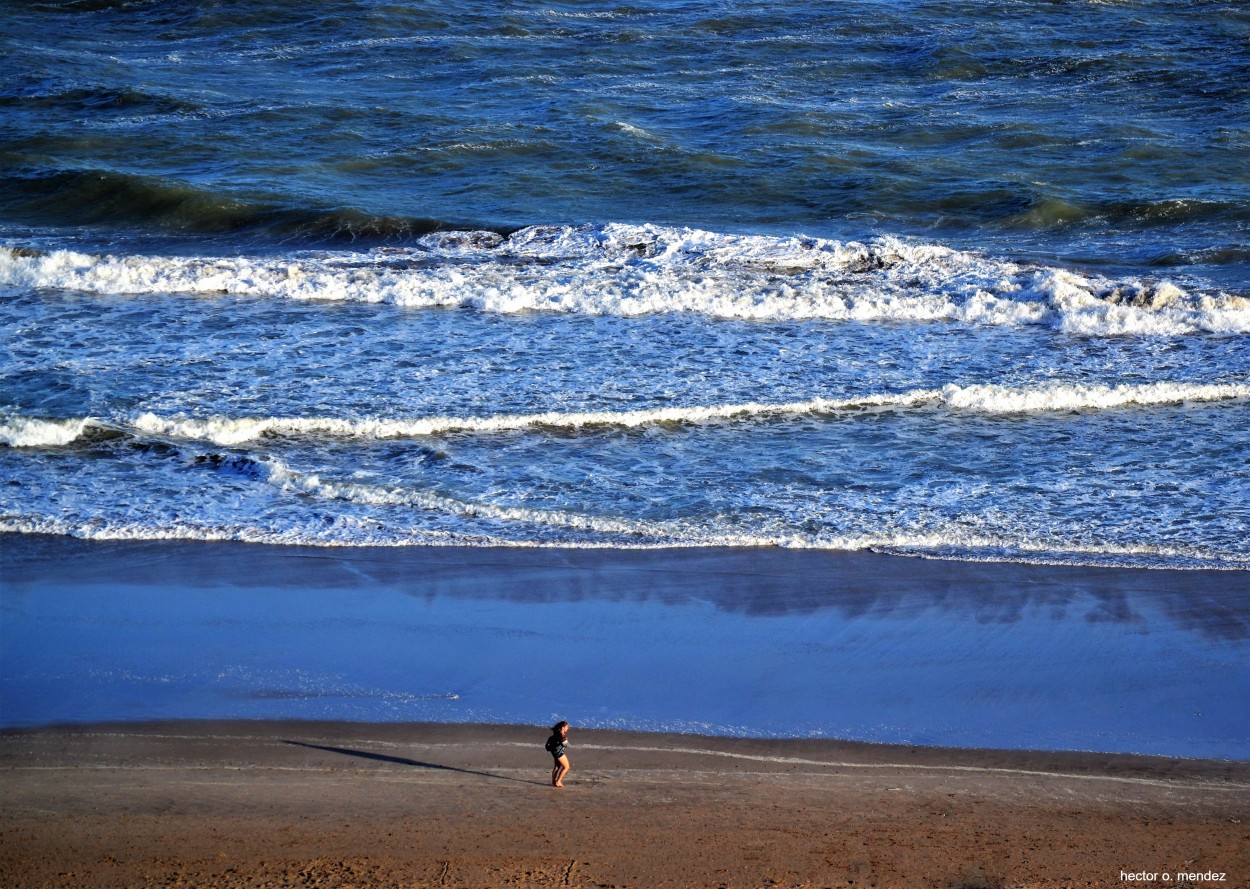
[
  {"left": 6, "top": 382, "right": 1246, "bottom": 449},
  {"left": 127, "top": 383, "right": 1250, "bottom": 444},
  {"left": 0, "top": 416, "right": 94, "bottom": 447},
  {"left": 4, "top": 223, "right": 1246, "bottom": 335}
]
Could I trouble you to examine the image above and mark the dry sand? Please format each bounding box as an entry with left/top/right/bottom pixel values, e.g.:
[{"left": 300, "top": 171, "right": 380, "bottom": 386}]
[{"left": 2, "top": 720, "right": 1247, "bottom": 889}]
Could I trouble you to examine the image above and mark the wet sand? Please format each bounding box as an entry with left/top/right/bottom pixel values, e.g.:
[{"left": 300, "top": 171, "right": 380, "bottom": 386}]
[
  {"left": 4, "top": 535, "right": 1249, "bottom": 757},
  {"left": 2, "top": 720, "right": 1247, "bottom": 889}
]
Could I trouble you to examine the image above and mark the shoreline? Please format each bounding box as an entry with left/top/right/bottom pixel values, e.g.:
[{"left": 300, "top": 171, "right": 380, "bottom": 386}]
[
  {"left": 3, "top": 528, "right": 1247, "bottom": 573},
  {"left": 7, "top": 717, "right": 1250, "bottom": 778},
  {"left": 3, "top": 533, "right": 1249, "bottom": 758},
  {"left": 2, "top": 719, "right": 1247, "bottom": 888}
]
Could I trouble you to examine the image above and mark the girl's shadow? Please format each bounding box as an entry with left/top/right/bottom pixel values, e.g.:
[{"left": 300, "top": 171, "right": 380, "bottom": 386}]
[{"left": 284, "top": 740, "right": 546, "bottom": 785}]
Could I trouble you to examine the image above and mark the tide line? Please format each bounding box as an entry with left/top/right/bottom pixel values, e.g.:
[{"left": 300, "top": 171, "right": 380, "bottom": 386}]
[{"left": 516, "top": 742, "right": 1250, "bottom": 791}]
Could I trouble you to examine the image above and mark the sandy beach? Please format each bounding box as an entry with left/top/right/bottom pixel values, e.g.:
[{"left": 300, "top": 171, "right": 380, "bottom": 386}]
[
  {"left": 3, "top": 536, "right": 1249, "bottom": 886},
  {"left": 2, "top": 720, "right": 1248, "bottom": 889}
]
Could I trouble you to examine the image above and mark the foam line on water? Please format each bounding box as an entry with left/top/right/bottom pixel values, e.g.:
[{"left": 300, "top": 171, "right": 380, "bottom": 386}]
[
  {"left": 4, "top": 495, "right": 1245, "bottom": 570},
  {"left": 4, "top": 382, "right": 1246, "bottom": 449},
  {"left": 4, "top": 224, "right": 1247, "bottom": 334},
  {"left": 127, "top": 381, "right": 1250, "bottom": 444}
]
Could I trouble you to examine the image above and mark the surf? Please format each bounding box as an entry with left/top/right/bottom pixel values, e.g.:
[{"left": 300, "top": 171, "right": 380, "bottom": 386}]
[
  {"left": 6, "top": 381, "right": 1248, "bottom": 449},
  {"left": 3, "top": 224, "right": 1247, "bottom": 336}
]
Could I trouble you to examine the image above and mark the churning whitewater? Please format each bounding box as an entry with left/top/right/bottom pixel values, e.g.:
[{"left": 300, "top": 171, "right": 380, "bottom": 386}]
[
  {"left": 3, "top": 225, "right": 1248, "bottom": 335},
  {"left": 2, "top": 0, "right": 1248, "bottom": 570},
  {"left": 3, "top": 225, "right": 1249, "bottom": 569}
]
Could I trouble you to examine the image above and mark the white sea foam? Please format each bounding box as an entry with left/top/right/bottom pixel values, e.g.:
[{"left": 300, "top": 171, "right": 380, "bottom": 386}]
[
  {"left": 127, "top": 382, "right": 1250, "bottom": 442},
  {"left": 7, "top": 409, "right": 1246, "bottom": 567},
  {"left": 127, "top": 394, "right": 928, "bottom": 445},
  {"left": 262, "top": 457, "right": 666, "bottom": 538},
  {"left": 934, "top": 381, "right": 1250, "bottom": 413},
  {"left": 4, "top": 224, "right": 1246, "bottom": 334},
  {"left": 3, "top": 508, "right": 1243, "bottom": 570},
  {"left": 609, "top": 121, "right": 663, "bottom": 142},
  {"left": 5, "top": 382, "right": 1246, "bottom": 450},
  {"left": 0, "top": 416, "right": 95, "bottom": 447}
]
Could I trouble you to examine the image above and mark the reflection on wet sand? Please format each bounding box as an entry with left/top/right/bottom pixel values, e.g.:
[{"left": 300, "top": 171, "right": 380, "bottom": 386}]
[
  {"left": 3, "top": 534, "right": 1247, "bottom": 758},
  {"left": 6, "top": 535, "right": 1243, "bottom": 640}
]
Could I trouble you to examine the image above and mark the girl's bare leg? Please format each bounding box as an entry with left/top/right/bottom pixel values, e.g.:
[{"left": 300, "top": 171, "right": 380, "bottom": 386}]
[{"left": 552, "top": 755, "right": 570, "bottom": 787}]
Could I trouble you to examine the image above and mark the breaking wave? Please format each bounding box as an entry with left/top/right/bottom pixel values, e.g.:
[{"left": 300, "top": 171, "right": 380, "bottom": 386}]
[
  {"left": 5, "top": 381, "right": 1248, "bottom": 448},
  {"left": 0, "top": 416, "right": 93, "bottom": 448},
  {"left": 4, "top": 223, "right": 1247, "bottom": 335}
]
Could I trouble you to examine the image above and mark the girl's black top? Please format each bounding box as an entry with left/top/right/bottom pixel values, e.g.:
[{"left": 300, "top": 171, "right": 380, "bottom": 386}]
[{"left": 545, "top": 733, "right": 566, "bottom": 758}]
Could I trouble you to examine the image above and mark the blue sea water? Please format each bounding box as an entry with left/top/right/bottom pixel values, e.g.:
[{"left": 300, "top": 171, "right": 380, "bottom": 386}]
[{"left": 3, "top": 0, "right": 1250, "bottom": 569}]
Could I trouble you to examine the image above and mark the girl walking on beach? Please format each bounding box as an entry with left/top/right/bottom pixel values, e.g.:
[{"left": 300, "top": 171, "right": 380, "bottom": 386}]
[{"left": 545, "top": 720, "right": 570, "bottom": 787}]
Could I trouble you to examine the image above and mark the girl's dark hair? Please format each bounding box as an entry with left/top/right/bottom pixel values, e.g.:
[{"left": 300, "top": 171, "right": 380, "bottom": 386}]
[{"left": 552, "top": 720, "right": 569, "bottom": 733}]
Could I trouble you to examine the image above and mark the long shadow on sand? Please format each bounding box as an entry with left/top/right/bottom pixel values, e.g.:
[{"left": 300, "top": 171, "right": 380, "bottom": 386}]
[{"left": 284, "top": 740, "right": 545, "bottom": 785}]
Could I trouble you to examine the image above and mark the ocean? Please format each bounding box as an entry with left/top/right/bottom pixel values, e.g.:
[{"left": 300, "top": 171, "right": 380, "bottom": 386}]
[{"left": 3, "top": 0, "right": 1249, "bottom": 569}]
